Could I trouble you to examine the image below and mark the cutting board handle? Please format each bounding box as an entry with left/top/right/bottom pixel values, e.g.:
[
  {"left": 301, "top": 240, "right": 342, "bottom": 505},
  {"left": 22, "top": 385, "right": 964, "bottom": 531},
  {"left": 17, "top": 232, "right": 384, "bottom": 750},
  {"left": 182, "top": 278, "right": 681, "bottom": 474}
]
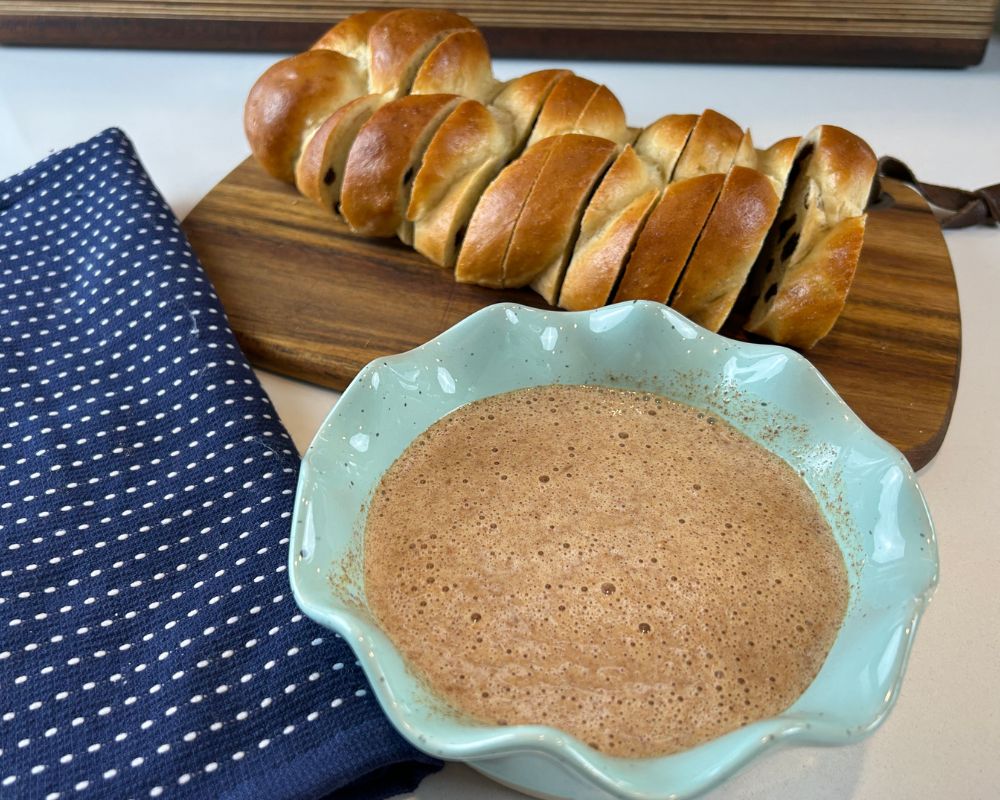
[{"left": 875, "top": 155, "right": 999, "bottom": 229}]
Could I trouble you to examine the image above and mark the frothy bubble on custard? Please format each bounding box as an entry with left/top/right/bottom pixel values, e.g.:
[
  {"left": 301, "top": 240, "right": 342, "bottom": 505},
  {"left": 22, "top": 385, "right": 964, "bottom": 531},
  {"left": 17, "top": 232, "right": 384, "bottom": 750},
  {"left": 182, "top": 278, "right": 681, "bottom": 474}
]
[{"left": 364, "top": 385, "right": 848, "bottom": 758}]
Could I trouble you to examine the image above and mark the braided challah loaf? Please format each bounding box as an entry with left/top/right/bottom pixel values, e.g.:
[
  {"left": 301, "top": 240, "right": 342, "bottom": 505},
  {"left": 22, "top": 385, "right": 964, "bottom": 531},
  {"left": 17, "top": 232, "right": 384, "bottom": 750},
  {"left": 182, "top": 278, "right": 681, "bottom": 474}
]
[{"left": 244, "top": 8, "right": 877, "bottom": 349}]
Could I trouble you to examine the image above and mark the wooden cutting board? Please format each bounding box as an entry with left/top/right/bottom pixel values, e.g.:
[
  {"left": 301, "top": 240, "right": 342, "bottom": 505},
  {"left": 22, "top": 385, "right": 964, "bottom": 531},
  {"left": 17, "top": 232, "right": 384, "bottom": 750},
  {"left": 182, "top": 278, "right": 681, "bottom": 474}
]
[{"left": 181, "top": 158, "right": 961, "bottom": 470}]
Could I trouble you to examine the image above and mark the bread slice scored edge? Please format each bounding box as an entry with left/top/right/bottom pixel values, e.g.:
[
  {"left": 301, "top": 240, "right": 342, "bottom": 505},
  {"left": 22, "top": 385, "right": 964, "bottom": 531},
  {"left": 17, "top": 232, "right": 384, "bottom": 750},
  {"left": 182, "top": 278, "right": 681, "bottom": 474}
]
[
  {"left": 745, "top": 215, "right": 867, "bottom": 348},
  {"left": 454, "top": 136, "right": 560, "bottom": 287},
  {"left": 670, "top": 165, "right": 781, "bottom": 332},
  {"left": 408, "top": 69, "right": 570, "bottom": 268},
  {"left": 671, "top": 109, "right": 743, "bottom": 181},
  {"left": 365, "top": 9, "right": 477, "bottom": 97},
  {"left": 340, "top": 93, "right": 461, "bottom": 238},
  {"left": 410, "top": 28, "right": 499, "bottom": 103},
  {"left": 742, "top": 125, "right": 876, "bottom": 347},
  {"left": 557, "top": 145, "right": 663, "bottom": 311},
  {"left": 613, "top": 173, "right": 726, "bottom": 304},
  {"left": 512, "top": 135, "right": 619, "bottom": 298},
  {"left": 295, "top": 93, "right": 386, "bottom": 217}
]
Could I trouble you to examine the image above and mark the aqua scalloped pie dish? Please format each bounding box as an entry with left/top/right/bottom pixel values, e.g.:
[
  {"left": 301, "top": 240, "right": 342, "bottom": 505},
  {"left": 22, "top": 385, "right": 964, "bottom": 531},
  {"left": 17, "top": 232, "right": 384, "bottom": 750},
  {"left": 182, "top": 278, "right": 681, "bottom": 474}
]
[{"left": 289, "top": 301, "right": 938, "bottom": 800}]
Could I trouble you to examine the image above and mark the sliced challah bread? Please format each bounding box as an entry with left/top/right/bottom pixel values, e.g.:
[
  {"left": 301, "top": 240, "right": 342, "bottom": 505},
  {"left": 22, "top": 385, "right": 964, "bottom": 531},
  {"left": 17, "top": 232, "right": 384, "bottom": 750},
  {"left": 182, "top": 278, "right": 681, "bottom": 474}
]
[
  {"left": 744, "top": 125, "right": 876, "bottom": 347},
  {"left": 558, "top": 145, "right": 662, "bottom": 311},
  {"left": 614, "top": 174, "right": 725, "bottom": 304},
  {"left": 490, "top": 69, "right": 572, "bottom": 149},
  {"left": 527, "top": 74, "right": 634, "bottom": 148},
  {"left": 364, "top": 9, "right": 477, "bottom": 96},
  {"left": 406, "top": 100, "right": 513, "bottom": 267},
  {"left": 634, "top": 114, "right": 699, "bottom": 181},
  {"left": 245, "top": 49, "right": 366, "bottom": 184},
  {"left": 340, "top": 93, "right": 461, "bottom": 238},
  {"left": 294, "top": 94, "right": 385, "bottom": 215},
  {"left": 746, "top": 217, "right": 867, "bottom": 348},
  {"left": 411, "top": 28, "right": 499, "bottom": 101},
  {"left": 245, "top": 8, "right": 878, "bottom": 348},
  {"left": 518, "top": 134, "right": 619, "bottom": 299},
  {"left": 406, "top": 70, "right": 569, "bottom": 267},
  {"left": 672, "top": 109, "right": 743, "bottom": 180},
  {"left": 670, "top": 166, "right": 781, "bottom": 331},
  {"left": 454, "top": 137, "right": 559, "bottom": 288}
]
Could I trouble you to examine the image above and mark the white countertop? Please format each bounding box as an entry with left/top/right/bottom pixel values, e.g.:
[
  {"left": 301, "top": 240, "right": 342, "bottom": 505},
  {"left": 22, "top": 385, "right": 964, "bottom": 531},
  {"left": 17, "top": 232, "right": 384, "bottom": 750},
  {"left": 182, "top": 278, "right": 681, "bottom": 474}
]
[{"left": 2, "top": 36, "right": 998, "bottom": 800}]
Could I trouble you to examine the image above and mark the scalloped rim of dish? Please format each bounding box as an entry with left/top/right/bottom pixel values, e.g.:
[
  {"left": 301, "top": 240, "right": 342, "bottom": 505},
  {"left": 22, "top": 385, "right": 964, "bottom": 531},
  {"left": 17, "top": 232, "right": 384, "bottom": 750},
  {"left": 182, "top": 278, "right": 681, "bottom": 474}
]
[{"left": 289, "top": 301, "right": 938, "bottom": 800}]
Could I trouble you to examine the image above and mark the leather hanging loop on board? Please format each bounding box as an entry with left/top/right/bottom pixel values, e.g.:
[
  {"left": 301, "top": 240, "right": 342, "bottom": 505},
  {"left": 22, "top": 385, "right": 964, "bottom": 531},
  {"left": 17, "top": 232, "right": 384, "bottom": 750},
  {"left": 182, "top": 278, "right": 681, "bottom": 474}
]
[{"left": 875, "top": 155, "right": 1000, "bottom": 229}]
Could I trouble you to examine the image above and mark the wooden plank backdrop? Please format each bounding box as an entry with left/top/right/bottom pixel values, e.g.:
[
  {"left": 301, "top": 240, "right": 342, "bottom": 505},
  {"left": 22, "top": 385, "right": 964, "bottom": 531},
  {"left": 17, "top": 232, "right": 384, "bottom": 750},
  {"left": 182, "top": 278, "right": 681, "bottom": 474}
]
[
  {"left": 180, "top": 159, "right": 961, "bottom": 470},
  {"left": 1, "top": 1, "right": 996, "bottom": 65}
]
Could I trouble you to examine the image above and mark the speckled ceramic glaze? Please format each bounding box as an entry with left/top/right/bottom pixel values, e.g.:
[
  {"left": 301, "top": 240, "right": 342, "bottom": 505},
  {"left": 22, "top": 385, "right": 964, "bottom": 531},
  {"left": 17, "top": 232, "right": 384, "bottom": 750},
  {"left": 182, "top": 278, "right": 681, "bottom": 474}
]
[{"left": 289, "top": 301, "right": 938, "bottom": 800}]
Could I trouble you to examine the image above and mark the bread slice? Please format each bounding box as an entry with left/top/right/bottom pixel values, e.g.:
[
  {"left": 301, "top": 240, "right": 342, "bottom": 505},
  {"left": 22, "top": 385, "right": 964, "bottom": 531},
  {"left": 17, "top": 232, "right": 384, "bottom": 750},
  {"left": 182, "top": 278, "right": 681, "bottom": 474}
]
[
  {"left": 558, "top": 146, "right": 662, "bottom": 311},
  {"left": 526, "top": 74, "right": 631, "bottom": 147},
  {"left": 365, "top": 9, "right": 476, "bottom": 96},
  {"left": 295, "top": 94, "right": 385, "bottom": 216},
  {"left": 670, "top": 166, "right": 780, "bottom": 332},
  {"left": 340, "top": 93, "right": 461, "bottom": 237},
  {"left": 733, "top": 128, "right": 756, "bottom": 168},
  {"left": 526, "top": 74, "right": 591, "bottom": 144},
  {"left": 735, "top": 132, "right": 801, "bottom": 198},
  {"left": 411, "top": 29, "right": 499, "bottom": 102},
  {"left": 244, "top": 49, "right": 367, "bottom": 184},
  {"left": 745, "top": 216, "right": 866, "bottom": 348},
  {"left": 634, "top": 114, "right": 698, "bottom": 181},
  {"left": 407, "top": 100, "right": 514, "bottom": 267},
  {"left": 311, "top": 9, "right": 388, "bottom": 64},
  {"left": 744, "top": 125, "right": 877, "bottom": 348},
  {"left": 613, "top": 174, "right": 725, "bottom": 303},
  {"left": 497, "top": 135, "right": 617, "bottom": 297},
  {"left": 672, "top": 109, "right": 743, "bottom": 180},
  {"left": 409, "top": 69, "right": 572, "bottom": 268},
  {"left": 491, "top": 69, "right": 572, "bottom": 150},
  {"left": 454, "top": 137, "right": 559, "bottom": 287},
  {"left": 757, "top": 136, "right": 801, "bottom": 197}
]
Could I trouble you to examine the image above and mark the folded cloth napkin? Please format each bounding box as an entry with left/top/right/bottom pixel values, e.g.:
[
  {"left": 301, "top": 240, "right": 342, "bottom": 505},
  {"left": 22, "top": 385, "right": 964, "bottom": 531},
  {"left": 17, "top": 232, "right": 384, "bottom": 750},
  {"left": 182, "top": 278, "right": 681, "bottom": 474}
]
[{"left": 0, "top": 129, "right": 441, "bottom": 799}]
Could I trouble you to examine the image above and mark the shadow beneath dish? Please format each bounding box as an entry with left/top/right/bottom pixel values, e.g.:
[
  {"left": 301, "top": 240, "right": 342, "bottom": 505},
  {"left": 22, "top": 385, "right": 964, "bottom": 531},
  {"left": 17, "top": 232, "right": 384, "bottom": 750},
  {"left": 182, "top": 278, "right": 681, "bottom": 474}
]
[
  {"left": 700, "top": 738, "right": 867, "bottom": 800},
  {"left": 393, "top": 740, "right": 867, "bottom": 799}
]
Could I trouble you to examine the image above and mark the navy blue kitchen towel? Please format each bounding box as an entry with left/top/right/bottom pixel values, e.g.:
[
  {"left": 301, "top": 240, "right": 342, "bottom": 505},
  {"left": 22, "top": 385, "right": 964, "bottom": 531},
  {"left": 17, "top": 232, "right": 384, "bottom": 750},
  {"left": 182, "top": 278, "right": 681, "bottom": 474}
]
[{"left": 0, "top": 129, "right": 441, "bottom": 799}]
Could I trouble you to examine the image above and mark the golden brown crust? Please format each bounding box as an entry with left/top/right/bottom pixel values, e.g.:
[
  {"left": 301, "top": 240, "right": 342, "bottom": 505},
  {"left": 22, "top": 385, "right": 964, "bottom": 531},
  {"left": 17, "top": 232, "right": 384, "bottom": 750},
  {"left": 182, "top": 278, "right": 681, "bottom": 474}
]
[
  {"left": 412, "top": 161, "right": 507, "bottom": 268},
  {"left": 733, "top": 129, "right": 756, "bottom": 169},
  {"left": 757, "top": 136, "right": 801, "bottom": 197},
  {"left": 247, "top": 12, "right": 878, "bottom": 349},
  {"left": 295, "top": 94, "right": 385, "bottom": 213},
  {"left": 672, "top": 109, "right": 744, "bottom": 181},
  {"left": 454, "top": 137, "right": 558, "bottom": 288},
  {"left": 407, "top": 100, "right": 513, "bottom": 267},
  {"left": 745, "top": 215, "right": 866, "bottom": 348},
  {"left": 340, "top": 93, "right": 460, "bottom": 237},
  {"left": 408, "top": 100, "right": 508, "bottom": 220},
  {"left": 244, "top": 49, "right": 366, "bottom": 184},
  {"left": 634, "top": 114, "right": 699, "bottom": 181},
  {"left": 576, "top": 84, "right": 633, "bottom": 145},
  {"left": 741, "top": 125, "right": 875, "bottom": 346},
  {"left": 614, "top": 174, "right": 725, "bottom": 304},
  {"left": 490, "top": 69, "right": 571, "bottom": 149},
  {"left": 411, "top": 29, "right": 498, "bottom": 102},
  {"left": 507, "top": 135, "right": 617, "bottom": 297},
  {"left": 804, "top": 125, "right": 878, "bottom": 218},
  {"left": 670, "top": 166, "right": 780, "bottom": 332},
  {"left": 527, "top": 74, "right": 593, "bottom": 145},
  {"left": 558, "top": 146, "right": 661, "bottom": 311},
  {"left": 527, "top": 75, "right": 630, "bottom": 147},
  {"left": 311, "top": 9, "right": 388, "bottom": 63},
  {"left": 367, "top": 9, "right": 475, "bottom": 96}
]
